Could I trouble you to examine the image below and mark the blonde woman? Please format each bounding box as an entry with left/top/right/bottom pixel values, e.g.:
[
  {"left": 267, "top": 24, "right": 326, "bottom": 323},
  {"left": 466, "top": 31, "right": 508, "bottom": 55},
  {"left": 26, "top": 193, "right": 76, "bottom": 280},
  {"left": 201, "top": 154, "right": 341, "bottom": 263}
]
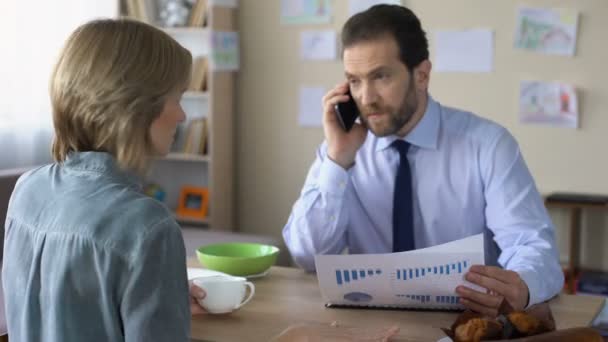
[{"left": 2, "top": 19, "right": 205, "bottom": 341}]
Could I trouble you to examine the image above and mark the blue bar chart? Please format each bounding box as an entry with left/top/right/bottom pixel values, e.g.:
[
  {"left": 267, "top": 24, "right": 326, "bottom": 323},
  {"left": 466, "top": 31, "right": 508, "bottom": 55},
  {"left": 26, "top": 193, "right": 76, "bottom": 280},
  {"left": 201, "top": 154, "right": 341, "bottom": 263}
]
[
  {"left": 395, "top": 294, "right": 432, "bottom": 303},
  {"left": 335, "top": 268, "right": 382, "bottom": 285},
  {"left": 395, "top": 294, "right": 461, "bottom": 305},
  {"left": 435, "top": 295, "right": 461, "bottom": 304},
  {"left": 395, "top": 260, "right": 468, "bottom": 281},
  {"left": 315, "top": 234, "right": 484, "bottom": 310}
]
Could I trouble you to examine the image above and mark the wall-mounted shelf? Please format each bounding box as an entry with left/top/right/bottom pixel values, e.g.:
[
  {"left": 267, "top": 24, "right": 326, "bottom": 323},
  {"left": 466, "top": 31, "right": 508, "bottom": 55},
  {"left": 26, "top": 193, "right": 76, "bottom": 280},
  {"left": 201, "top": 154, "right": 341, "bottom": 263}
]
[
  {"left": 163, "top": 27, "right": 209, "bottom": 35},
  {"left": 184, "top": 91, "right": 209, "bottom": 100},
  {"left": 160, "top": 153, "right": 210, "bottom": 162},
  {"left": 174, "top": 211, "right": 209, "bottom": 226}
]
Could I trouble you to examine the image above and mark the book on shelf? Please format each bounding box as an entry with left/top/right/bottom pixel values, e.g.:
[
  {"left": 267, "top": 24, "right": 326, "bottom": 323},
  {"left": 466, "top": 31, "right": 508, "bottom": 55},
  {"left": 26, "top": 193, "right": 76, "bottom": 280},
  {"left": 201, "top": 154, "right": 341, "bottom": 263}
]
[
  {"left": 124, "top": 0, "right": 155, "bottom": 23},
  {"left": 188, "top": 0, "right": 208, "bottom": 27},
  {"left": 189, "top": 57, "right": 208, "bottom": 92},
  {"left": 200, "top": 118, "right": 209, "bottom": 155},
  {"left": 182, "top": 118, "right": 208, "bottom": 155}
]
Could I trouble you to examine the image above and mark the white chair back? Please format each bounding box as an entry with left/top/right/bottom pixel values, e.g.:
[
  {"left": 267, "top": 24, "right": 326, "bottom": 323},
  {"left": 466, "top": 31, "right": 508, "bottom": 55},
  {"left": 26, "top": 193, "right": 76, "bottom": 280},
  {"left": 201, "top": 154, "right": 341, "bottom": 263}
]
[{"left": 0, "top": 168, "right": 26, "bottom": 337}]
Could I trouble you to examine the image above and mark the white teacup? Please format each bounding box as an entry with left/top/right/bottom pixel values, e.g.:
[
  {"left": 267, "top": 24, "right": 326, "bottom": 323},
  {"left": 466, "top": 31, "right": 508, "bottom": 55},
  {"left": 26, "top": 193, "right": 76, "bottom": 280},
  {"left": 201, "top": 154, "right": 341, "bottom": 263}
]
[{"left": 192, "top": 276, "right": 255, "bottom": 314}]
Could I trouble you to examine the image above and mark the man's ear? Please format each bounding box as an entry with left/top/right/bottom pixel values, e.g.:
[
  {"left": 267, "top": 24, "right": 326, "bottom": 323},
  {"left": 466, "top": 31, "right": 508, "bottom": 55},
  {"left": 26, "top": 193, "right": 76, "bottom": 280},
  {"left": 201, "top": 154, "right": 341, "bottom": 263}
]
[{"left": 414, "top": 60, "right": 432, "bottom": 91}]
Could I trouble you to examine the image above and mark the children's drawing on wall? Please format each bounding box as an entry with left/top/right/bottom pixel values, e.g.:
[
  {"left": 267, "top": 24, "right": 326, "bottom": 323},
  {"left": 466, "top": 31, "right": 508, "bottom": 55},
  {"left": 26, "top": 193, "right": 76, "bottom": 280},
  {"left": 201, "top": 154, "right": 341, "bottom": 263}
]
[
  {"left": 348, "top": 0, "right": 402, "bottom": 16},
  {"left": 298, "top": 86, "right": 325, "bottom": 127},
  {"left": 211, "top": 31, "right": 239, "bottom": 71},
  {"left": 281, "top": 0, "right": 332, "bottom": 25},
  {"left": 519, "top": 81, "right": 578, "bottom": 129},
  {"left": 514, "top": 6, "right": 579, "bottom": 56},
  {"left": 300, "top": 30, "right": 337, "bottom": 60}
]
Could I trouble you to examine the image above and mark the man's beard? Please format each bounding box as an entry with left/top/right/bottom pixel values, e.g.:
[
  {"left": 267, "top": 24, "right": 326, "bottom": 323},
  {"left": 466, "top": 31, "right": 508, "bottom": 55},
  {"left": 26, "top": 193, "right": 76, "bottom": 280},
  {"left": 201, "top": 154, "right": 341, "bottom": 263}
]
[{"left": 360, "top": 85, "right": 418, "bottom": 137}]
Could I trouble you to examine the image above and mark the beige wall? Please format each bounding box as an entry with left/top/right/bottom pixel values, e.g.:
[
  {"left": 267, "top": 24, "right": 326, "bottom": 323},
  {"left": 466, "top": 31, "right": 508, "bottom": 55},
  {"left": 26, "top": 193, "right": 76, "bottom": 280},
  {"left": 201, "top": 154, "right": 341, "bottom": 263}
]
[{"left": 235, "top": 1, "right": 608, "bottom": 268}]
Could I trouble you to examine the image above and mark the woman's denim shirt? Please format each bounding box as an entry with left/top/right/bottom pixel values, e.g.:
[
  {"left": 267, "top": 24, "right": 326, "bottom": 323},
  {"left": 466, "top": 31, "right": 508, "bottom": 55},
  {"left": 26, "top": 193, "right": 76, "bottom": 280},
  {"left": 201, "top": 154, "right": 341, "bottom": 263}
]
[{"left": 2, "top": 152, "right": 190, "bottom": 341}]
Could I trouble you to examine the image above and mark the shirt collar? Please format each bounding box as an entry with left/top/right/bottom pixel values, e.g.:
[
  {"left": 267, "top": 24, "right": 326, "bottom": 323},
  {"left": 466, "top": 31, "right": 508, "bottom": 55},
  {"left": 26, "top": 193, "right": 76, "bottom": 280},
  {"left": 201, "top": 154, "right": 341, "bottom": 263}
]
[
  {"left": 63, "top": 151, "right": 141, "bottom": 188},
  {"left": 375, "top": 95, "right": 440, "bottom": 152}
]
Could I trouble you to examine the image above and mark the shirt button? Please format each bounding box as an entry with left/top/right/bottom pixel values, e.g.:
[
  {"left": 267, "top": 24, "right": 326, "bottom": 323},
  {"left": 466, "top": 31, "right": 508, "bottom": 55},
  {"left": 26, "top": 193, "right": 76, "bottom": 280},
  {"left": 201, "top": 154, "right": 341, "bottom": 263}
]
[
  {"left": 329, "top": 215, "right": 336, "bottom": 221},
  {"left": 339, "top": 181, "right": 346, "bottom": 189}
]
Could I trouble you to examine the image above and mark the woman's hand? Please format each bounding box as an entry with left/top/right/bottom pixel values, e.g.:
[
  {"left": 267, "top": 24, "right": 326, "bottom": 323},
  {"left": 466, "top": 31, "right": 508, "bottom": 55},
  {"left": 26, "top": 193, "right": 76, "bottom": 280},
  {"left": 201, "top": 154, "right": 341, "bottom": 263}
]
[{"left": 189, "top": 282, "right": 207, "bottom": 315}]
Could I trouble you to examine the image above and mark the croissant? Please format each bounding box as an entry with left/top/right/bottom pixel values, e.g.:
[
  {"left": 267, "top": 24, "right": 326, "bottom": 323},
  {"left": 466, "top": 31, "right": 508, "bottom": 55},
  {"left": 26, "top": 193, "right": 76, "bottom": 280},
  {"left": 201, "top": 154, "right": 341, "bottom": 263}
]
[
  {"left": 443, "top": 303, "right": 603, "bottom": 341},
  {"left": 507, "top": 311, "right": 548, "bottom": 336},
  {"left": 454, "top": 317, "right": 503, "bottom": 342}
]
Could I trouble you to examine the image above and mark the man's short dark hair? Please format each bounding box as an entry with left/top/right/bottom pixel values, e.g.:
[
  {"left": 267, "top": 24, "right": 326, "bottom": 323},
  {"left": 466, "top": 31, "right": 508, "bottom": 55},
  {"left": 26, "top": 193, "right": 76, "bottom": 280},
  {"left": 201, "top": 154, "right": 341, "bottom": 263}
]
[{"left": 341, "top": 4, "right": 429, "bottom": 71}]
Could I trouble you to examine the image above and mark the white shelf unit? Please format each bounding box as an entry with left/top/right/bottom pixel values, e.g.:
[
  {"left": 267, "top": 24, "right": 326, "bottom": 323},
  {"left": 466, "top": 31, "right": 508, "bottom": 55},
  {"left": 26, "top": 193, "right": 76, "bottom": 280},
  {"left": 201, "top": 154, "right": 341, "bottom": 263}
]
[
  {"left": 163, "top": 26, "right": 210, "bottom": 35},
  {"left": 174, "top": 212, "right": 210, "bottom": 225},
  {"left": 161, "top": 152, "right": 210, "bottom": 162},
  {"left": 183, "top": 91, "right": 209, "bottom": 100},
  {"left": 121, "top": 1, "right": 236, "bottom": 230}
]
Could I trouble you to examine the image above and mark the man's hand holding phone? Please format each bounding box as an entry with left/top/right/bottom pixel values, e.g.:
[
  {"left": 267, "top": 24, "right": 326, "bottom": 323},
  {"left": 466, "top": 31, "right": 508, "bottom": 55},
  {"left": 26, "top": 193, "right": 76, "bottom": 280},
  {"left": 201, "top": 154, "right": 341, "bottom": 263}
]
[{"left": 322, "top": 82, "right": 368, "bottom": 169}]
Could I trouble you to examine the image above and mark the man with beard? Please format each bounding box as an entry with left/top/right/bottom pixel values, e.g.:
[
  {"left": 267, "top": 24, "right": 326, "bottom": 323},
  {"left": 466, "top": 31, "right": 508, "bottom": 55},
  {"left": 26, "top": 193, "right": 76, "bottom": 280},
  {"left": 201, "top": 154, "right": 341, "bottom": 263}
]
[{"left": 283, "top": 5, "right": 563, "bottom": 317}]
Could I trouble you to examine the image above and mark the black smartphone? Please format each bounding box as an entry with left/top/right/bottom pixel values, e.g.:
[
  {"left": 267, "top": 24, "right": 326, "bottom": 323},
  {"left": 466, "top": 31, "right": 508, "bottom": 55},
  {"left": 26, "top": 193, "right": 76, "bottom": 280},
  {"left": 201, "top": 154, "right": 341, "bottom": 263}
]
[{"left": 334, "top": 90, "right": 360, "bottom": 132}]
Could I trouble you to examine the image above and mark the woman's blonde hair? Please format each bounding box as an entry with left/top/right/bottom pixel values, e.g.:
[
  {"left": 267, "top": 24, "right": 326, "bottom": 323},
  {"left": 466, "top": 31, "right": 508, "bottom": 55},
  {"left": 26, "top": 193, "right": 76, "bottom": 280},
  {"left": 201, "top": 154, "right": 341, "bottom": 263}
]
[{"left": 50, "top": 19, "right": 192, "bottom": 173}]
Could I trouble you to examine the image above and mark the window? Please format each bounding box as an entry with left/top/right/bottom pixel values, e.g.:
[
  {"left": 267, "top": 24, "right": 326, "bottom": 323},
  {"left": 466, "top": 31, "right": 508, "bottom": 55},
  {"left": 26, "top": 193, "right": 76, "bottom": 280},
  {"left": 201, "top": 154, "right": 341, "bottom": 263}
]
[{"left": 0, "top": 1, "right": 117, "bottom": 169}]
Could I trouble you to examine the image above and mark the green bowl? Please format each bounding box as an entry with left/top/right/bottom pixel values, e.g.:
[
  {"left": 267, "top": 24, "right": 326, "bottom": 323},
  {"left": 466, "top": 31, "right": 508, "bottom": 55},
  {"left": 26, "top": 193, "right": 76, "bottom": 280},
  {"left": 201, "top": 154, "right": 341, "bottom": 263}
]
[{"left": 196, "top": 242, "right": 280, "bottom": 276}]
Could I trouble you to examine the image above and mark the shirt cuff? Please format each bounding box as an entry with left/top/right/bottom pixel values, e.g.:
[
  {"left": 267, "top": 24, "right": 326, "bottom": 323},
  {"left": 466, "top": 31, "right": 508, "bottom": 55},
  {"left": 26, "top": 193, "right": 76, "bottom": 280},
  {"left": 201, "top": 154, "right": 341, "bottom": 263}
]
[
  {"left": 516, "top": 268, "right": 542, "bottom": 307},
  {"left": 318, "top": 157, "right": 351, "bottom": 196}
]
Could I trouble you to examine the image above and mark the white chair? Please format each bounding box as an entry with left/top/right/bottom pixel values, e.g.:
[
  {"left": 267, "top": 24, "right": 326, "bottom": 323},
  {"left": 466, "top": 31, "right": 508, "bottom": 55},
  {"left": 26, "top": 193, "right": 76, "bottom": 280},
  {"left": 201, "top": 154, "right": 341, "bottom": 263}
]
[
  {"left": 0, "top": 168, "right": 25, "bottom": 341},
  {"left": 0, "top": 271, "right": 5, "bottom": 338}
]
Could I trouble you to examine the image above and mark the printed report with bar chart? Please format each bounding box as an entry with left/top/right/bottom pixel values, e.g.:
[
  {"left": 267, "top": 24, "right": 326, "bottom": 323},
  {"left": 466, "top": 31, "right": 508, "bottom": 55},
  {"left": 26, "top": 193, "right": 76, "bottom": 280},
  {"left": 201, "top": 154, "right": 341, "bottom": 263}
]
[{"left": 314, "top": 234, "right": 485, "bottom": 310}]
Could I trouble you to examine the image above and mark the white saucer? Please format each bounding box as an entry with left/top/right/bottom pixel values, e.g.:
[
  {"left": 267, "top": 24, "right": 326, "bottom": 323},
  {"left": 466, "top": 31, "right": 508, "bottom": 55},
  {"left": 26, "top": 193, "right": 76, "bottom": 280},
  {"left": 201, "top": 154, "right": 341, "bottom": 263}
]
[
  {"left": 244, "top": 269, "right": 270, "bottom": 279},
  {"left": 187, "top": 267, "right": 231, "bottom": 281},
  {"left": 187, "top": 267, "right": 270, "bottom": 280}
]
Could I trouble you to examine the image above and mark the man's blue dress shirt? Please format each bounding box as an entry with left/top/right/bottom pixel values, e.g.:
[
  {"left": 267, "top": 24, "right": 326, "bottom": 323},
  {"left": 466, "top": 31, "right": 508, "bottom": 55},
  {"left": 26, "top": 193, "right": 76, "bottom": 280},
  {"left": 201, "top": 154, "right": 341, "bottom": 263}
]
[{"left": 283, "top": 96, "right": 564, "bottom": 306}]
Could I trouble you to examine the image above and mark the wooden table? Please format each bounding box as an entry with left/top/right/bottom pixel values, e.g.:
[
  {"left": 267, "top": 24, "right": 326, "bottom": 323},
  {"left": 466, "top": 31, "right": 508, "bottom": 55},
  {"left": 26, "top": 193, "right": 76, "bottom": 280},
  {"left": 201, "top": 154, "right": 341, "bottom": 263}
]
[{"left": 188, "top": 260, "right": 605, "bottom": 342}]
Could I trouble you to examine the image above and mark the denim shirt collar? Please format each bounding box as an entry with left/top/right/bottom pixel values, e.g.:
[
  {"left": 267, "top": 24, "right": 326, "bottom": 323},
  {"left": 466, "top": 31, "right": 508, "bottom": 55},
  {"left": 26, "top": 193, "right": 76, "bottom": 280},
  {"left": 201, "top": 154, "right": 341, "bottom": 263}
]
[
  {"left": 63, "top": 151, "right": 141, "bottom": 189},
  {"left": 375, "top": 95, "right": 440, "bottom": 152}
]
